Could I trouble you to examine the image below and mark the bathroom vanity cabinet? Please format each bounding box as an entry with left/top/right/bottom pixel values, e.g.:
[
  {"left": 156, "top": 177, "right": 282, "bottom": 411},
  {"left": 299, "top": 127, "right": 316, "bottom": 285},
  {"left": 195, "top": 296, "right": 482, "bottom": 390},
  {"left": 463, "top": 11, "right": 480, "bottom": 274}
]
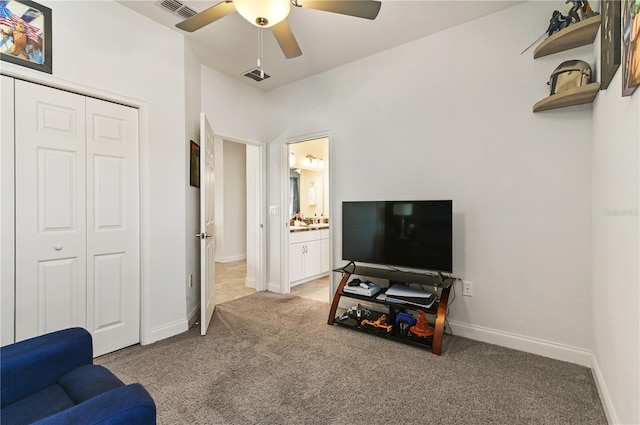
[{"left": 289, "top": 228, "right": 330, "bottom": 286}]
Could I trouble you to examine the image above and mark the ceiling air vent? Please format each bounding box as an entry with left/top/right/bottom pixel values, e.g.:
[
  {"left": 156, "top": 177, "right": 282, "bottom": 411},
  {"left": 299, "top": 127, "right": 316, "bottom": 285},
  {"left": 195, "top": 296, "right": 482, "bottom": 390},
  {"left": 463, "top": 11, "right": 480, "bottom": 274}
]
[
  {"left": 158, "top": 0, "right": 182, "bottom": 13},
  {"left": 156, "top": 0, "right": 198, "bottom": 20},
  {"left": 176, "top": 5, "right": 197, "bottom": 19},
  {"left": 243, "top": 69, "right": 271, "bottom": 82}
]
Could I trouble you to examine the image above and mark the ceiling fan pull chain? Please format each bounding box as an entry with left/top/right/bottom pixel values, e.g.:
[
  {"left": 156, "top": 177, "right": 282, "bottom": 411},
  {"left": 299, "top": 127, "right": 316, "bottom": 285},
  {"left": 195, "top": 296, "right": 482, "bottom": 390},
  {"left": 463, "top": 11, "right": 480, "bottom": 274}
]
[{"left": 259, "top": 27, "right": 265, "bottom": 79}]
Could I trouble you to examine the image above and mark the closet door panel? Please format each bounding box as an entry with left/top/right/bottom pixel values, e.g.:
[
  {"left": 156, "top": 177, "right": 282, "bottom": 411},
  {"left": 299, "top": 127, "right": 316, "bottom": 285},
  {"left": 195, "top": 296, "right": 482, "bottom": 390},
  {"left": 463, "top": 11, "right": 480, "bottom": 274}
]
[
  {"left": 14, "top": 81, "right": 87, "bottom": 342},
  {"left": 86, "top": 98, "right": 139, "bottom": 356},
  {"left": 38, "top": 149, "right": 78, "bottom": 230},
  {"left": 37, "top": 258, "right": 80, "bottom": 333}
]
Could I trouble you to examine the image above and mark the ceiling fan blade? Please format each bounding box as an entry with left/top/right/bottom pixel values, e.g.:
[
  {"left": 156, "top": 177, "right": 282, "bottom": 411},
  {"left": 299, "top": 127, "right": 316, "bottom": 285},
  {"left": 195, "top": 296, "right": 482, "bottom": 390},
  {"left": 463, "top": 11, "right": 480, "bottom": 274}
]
[
  {"left": 272, "top": 20, "right": 302, "bottom": 59},
  {"left": 297, "top": 0, "right": 381, "bottom": 20},
  {"left": 176, "top": 1, "right": 236, "bottom": 32}
]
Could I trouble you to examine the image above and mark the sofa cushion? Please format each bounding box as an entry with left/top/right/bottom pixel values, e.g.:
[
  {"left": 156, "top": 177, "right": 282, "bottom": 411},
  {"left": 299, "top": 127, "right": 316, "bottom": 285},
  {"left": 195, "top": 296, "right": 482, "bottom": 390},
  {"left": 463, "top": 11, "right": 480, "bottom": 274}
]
[
  {"left": 58, "top": 365, "right": 124, "bottom": 404},
  {"left": 0, "top": 384, "right": 74, "bottom": 425},
  {"left": 31, "top": 384, "right": 157, "bottom": 425},
  {"left": 1, "top": 328, "right": 92, "bottom": 408}
]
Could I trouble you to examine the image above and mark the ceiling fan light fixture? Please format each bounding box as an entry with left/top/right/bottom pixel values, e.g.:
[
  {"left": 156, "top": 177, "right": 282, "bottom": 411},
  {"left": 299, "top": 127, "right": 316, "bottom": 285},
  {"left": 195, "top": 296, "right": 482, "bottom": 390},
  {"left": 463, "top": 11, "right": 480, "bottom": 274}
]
[{"left": 234, "top": 0, "right": 291, "bottom": 28}]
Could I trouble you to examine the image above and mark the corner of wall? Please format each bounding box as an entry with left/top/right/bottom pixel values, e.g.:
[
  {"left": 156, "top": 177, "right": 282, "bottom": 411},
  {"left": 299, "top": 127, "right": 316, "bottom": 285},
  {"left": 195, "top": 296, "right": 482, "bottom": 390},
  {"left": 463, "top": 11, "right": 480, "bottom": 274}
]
[{"left": 591, "top": 354, "right": 619, "bottom": 425}]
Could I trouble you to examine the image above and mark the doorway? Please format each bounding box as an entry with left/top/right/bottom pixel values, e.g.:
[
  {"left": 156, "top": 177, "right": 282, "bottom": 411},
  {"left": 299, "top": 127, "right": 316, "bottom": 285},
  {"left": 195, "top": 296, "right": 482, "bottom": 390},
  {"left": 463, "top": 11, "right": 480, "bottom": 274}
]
[
  {"left": 285, "top": 137, "right": 331, "bottom": 302},
  {"left": 214, "top": 137, "right": 264, "bottom": 305}
]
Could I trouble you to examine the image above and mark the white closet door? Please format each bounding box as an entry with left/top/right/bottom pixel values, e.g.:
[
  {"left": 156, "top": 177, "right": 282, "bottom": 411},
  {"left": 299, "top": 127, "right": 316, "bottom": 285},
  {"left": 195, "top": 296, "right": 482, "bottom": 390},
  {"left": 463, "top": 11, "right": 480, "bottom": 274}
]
[
  {"left": 15, "top": 81, "right": 87, "bottom": 341},
  {"left": 86, "top": 98, "right": 140, "bottom": 356},
  {"left": 14, "top": 81, "right": 140, "bottom": 355}
]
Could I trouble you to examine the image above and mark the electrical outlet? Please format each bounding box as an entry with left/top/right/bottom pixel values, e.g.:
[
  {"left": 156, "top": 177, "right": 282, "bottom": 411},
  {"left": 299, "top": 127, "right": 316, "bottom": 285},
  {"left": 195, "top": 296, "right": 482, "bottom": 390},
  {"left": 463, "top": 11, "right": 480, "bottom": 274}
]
[
  {"left": 462, "top": 280, "right": 473, "bottom": 297},
  {"left": 188, "top": 274, "right": 193, "bottom": 288},
  {"left": 268, "top": 205, "right": 279, "bottom": 215}
]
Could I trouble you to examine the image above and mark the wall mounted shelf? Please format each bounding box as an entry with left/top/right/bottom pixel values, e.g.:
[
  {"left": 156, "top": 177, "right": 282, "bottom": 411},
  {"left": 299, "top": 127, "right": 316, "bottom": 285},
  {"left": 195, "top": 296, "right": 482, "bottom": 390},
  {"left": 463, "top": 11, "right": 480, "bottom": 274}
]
[
  {"left": 534, "top": 15, "right": 601, "bottom": 59},
  {"left": 533, "top": 82, "right": 600, "bottom": 112}
]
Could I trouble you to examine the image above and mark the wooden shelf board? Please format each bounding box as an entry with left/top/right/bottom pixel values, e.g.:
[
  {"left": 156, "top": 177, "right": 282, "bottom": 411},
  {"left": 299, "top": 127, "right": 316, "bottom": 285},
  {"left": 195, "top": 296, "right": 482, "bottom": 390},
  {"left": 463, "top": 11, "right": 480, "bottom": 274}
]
[
  {"left": 533, "top": 82, "right": 600, "bottom": 112},
  {"left": 534, "top": 15, "right": 601, "bottom": 59}
]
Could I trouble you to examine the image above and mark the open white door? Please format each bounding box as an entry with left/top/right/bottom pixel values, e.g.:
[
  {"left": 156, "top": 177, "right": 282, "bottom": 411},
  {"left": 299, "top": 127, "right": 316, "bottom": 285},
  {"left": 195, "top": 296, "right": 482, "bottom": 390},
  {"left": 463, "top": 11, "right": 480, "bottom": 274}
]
[{"left": 199, "top": 113, "right": 216, "bottom": 336}]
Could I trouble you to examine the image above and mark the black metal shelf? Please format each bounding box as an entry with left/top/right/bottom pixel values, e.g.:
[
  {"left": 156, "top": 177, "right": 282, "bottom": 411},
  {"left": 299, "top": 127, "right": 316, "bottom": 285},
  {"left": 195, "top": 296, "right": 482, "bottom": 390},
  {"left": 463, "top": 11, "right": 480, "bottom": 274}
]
[
  {"left": 333, "top": 265, "right": 455, "bottom": 289},
  {"left": 328, "top": 263, "right": 454, "bottom": 355},
  {"left": 333, "top": 312, "right": 434, "bottom": 349}
]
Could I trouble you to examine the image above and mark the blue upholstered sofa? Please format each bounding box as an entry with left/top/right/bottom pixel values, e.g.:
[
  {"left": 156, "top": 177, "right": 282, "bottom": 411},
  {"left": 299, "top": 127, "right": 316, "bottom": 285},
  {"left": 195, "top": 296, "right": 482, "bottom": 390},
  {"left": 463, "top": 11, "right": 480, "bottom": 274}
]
[{"left": 1, "top": 327, "right": 156, "bottom": 425}]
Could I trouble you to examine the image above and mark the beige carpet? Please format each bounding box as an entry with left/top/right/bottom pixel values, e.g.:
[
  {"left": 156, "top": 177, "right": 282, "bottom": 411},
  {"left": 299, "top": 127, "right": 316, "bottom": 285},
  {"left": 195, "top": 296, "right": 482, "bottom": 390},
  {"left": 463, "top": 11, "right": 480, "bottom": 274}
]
[{"left": 96, "top": 292, "right": 606, "bottom": 425}]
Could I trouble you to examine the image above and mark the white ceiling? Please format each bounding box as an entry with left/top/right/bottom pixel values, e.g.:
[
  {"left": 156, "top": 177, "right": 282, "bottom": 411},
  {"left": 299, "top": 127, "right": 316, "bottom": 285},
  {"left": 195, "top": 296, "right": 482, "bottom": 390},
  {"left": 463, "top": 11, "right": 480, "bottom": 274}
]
[{"left": 119, "top": 0, "right": 522, "bottom": 91}]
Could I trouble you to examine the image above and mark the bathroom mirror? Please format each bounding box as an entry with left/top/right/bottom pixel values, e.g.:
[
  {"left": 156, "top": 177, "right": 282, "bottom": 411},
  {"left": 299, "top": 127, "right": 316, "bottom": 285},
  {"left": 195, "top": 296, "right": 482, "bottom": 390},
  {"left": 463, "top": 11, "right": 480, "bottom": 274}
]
[{"left": 289, "top": 138, "right": 329, "bottom": 224}]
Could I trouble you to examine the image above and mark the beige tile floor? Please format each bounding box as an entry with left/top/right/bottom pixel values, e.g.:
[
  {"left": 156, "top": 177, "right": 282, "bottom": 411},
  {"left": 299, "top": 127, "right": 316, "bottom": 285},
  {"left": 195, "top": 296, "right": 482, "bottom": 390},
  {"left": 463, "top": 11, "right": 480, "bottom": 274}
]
[
  {"left": 290, "top": 276, "right": 331, "bottom": 303},
  {"left": 215, "top": 260, "right": 330, "bottom": 305},
  {"left": 214, "top": 260, "right": 255, "bottom": 305}
]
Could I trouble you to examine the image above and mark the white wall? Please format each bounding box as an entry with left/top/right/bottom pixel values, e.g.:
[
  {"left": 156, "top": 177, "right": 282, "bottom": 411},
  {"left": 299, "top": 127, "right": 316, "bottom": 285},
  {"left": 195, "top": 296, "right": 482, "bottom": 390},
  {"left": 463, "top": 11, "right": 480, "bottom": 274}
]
[
  {"left": 220, "top": 140, "right": 247, "bottom": 262},
  {"left": 246, "top": 145, "right": 259, "bottom": 287},
  {"left": 591, "top": 35, "right": 640, "bottom": 425},
  {"left": 265, "top": 1, "right": 594, "bottom": 364},
  {"left": 1, "top": 1, "right": 189, "bottom": 343},
  {"left": 185, "top": 40, "right": 202, "bottom": 325},
  {"left": 200, "top": 66, "right": 267, "bottom": 141}
]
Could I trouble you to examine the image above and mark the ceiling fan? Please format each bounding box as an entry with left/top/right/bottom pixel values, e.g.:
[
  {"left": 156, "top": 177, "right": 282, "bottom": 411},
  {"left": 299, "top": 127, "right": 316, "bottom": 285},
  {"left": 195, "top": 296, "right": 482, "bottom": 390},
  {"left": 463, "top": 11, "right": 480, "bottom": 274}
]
[{"left": 175, "top": 0, "right": 382, "bottom": 59}]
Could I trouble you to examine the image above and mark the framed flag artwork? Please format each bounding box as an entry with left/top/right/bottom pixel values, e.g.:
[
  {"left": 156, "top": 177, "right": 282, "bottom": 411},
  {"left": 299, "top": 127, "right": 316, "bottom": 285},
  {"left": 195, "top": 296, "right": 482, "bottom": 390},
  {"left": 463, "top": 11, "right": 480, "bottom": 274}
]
[{"left": 0, "top": 1, "right": 52, "bottom": 73}]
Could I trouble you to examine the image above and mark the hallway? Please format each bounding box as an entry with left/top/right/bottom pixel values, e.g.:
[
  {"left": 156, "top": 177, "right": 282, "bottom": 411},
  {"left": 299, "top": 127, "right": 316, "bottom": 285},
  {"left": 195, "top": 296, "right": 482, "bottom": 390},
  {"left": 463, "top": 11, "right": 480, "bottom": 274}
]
[{"left": 215, "top": 260, "right": 330, "bottom": 304}]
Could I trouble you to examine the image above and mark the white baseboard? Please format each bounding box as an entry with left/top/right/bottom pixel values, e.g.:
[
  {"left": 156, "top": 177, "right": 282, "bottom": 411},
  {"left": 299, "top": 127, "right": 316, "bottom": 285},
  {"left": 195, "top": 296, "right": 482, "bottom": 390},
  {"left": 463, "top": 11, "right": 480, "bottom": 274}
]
[
  {"left": 267, "top": 281, "right": 283, "bottom": 293},
  {"left": 448, "top": 320, "right": 592, "bottom": 367},
  {"left": 245, "top": 277, "right": 256, "bottom": 288},
  {"left": 148, "top": 318, "right": 189, "bottom": 344},
  {"left": 216, "top": 254, "right": 246, "bottom": 263},
  {"left": 187, "top": 305, "right": 200, "bottom": 326},
  {"left": 591, "top": 355, "right": 618, "bottom": 425},
  {"left": 291, "top": 272, "right": 330, "bottom": 288},
  {"left": 330, "top": 305, "right": 592, "bottom": 367}
]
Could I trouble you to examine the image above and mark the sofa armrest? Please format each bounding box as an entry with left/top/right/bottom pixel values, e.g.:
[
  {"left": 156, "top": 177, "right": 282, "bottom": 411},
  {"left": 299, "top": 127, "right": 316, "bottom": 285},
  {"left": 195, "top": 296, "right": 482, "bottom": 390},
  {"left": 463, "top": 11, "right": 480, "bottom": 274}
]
[
  {"left": 31, "top": 384, "right": 156, "bottom": 425},
  {"left": 1, "top": 328, "right": 93, "bottom": 407}
]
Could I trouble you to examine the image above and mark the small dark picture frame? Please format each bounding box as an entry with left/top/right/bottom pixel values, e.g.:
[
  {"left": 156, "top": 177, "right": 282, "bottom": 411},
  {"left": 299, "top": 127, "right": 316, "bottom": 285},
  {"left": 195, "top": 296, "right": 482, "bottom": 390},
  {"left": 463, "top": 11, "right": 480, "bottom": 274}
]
[
  {"left": 601, "top": 0, "right": 621, "bottom": 90},
  {"left": 190, "top": 140, "right": 200, "bottom": 188},
  {"left": 0, "top": 0, "right": 52, "bottom": 74}
]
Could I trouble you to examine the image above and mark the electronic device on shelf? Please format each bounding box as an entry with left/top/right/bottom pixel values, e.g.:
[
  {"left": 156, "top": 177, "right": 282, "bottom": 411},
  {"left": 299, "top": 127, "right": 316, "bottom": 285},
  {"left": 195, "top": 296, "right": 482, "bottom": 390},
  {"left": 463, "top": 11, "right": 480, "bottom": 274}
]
[
  {"left": 385, "top": 284, "right": 436, "bottom": 309},
  {"left": 342, "top": 200, "right": 453, "bottom": 273},
  {"left": 343, "top": 279, "right": 381, "bottom": 297},
  {"left": 346, "top": 277, "right": 364, "bottom": 286}
]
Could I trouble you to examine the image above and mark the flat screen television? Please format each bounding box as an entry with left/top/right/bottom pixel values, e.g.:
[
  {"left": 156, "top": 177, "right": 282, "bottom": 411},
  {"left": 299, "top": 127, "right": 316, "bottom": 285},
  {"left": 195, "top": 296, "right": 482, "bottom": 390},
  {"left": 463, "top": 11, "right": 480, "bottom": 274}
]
[{"left": 342, "top": 200, "right": 453, "bottom": 273}]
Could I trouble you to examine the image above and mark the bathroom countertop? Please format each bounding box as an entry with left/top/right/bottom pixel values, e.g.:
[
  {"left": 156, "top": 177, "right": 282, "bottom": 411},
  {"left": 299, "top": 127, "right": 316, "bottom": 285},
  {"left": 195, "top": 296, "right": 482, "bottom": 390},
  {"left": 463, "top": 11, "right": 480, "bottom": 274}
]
[{"left": 290, "top": 224, "right": 330, "bottom": 232}]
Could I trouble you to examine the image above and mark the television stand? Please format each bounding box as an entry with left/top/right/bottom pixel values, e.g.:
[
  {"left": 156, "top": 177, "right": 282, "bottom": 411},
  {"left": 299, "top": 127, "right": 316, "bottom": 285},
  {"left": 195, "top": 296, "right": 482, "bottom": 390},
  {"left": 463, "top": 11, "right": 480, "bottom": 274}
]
[{"left": 327, "top": 265, "right": 455, "bottom": 355}]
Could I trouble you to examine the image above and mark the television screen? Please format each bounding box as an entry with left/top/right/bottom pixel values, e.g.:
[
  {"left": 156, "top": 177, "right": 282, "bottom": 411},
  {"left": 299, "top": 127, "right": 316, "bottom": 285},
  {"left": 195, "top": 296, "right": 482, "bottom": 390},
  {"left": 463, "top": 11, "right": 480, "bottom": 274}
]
[{"left": 342, "top": 200, "right": 453, "bottom": 273}]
